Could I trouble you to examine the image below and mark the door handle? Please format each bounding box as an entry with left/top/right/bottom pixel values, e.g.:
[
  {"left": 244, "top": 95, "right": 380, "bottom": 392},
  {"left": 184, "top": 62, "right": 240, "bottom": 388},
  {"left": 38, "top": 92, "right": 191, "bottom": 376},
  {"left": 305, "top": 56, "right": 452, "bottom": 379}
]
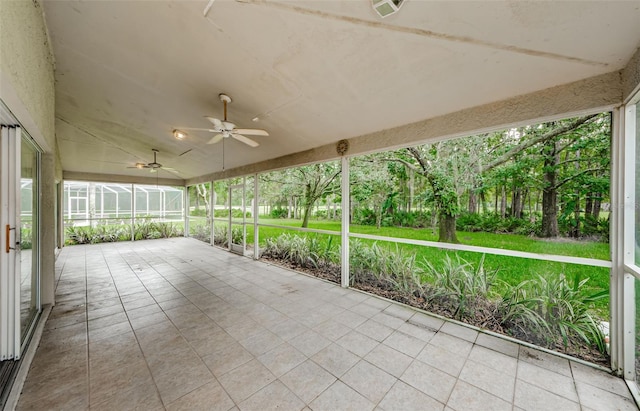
[{"left": 5, "top": 224, "right": 16, "bottom": 253}]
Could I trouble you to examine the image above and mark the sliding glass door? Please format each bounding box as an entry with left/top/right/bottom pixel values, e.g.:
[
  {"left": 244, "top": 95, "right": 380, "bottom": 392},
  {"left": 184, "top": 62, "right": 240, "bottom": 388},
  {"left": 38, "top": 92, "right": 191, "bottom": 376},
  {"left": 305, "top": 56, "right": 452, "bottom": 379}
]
[
  {"left": 19, "top": 136, "right": 39, "bottom": 346},
  {"left": 0, "top": 125, "right": 40, "bottom": 361}
]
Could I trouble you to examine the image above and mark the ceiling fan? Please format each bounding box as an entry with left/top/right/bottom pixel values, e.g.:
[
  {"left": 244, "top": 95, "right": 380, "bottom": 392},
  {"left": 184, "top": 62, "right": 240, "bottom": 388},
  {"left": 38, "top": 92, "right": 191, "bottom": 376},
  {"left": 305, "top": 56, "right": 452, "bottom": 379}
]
[
  {"left": 128, "top": 149, "right": 176, "bottom": 173},
  {"left": 184, "top": 94, "right": 269, "bottom": 147}
]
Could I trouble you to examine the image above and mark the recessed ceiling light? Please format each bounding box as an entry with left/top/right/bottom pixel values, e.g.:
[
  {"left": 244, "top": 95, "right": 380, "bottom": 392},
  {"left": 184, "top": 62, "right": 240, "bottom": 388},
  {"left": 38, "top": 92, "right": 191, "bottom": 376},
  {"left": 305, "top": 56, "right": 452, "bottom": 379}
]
[{"left": 173, "top": 129, "right": 187, "bottom": 140}]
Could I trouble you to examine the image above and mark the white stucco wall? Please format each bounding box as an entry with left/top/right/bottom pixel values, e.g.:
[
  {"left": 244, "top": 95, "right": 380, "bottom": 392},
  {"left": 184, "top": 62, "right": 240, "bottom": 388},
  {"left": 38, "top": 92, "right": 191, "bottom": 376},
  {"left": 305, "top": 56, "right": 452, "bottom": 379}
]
[
  {"left": 623, "top": 47, "right": 640, "bottom": 103},
  {"left": 0, "top": 0, "right": 57, "bottom": 305}
]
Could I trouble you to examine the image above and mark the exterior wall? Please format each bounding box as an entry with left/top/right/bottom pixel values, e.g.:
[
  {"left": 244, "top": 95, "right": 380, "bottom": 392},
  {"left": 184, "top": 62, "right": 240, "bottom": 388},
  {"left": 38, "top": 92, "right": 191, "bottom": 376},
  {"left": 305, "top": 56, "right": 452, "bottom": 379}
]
[
  {"left": 187, "top": 71, "right": 622, "bottom": 185},
  {"left": 0, "top": 0, "right": 57, "bottom": 305},
  {"left": 623, "top": 47, "right": 640, "bottom": 103}
]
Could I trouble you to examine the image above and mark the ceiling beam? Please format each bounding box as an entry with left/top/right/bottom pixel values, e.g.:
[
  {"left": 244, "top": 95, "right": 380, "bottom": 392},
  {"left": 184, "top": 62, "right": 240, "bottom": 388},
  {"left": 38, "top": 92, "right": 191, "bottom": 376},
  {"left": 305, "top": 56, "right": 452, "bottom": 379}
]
[
  {"left": 64, "top": 171, "right": 185, "bottom": 187},
  {"left": 186, "top": 70, "right": 621, "bottom": 185}
]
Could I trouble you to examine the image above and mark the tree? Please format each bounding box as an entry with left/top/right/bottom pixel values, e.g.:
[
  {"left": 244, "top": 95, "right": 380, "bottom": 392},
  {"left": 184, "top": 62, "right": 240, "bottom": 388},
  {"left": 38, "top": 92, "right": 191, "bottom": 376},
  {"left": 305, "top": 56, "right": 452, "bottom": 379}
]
[
  {"left": 297, "top": 163, "right": 341, "bottom": 227},
  {"left": 351, "top": 155, "right": 398, "bottom": 229},
  {"left": 382, "top": 114, "right": 602, "bottom": 242},
  {"left": 262, "top": 162, "right": 341, "bottom": 228}
]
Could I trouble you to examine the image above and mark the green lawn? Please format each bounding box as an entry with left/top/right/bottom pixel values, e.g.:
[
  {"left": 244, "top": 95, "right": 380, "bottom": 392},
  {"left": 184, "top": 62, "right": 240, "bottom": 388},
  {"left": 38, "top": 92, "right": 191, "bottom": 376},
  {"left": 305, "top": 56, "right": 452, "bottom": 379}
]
[{"left": 197, "top": 217, "right": 611, "bottom": 316}]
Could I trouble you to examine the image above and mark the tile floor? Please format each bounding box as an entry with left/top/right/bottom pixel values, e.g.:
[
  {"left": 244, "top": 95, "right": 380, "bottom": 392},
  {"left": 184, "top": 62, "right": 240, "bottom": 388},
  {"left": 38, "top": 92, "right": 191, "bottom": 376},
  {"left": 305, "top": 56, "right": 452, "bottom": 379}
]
[{"left": 15, "top": 238, "right": 639, "bottom": 411}]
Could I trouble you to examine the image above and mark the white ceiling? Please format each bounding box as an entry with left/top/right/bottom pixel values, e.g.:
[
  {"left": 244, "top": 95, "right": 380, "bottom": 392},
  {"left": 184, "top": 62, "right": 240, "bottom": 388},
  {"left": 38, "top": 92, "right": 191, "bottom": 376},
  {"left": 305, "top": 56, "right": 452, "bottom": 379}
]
[{"left": 43, "top": 0, "right": 640, "bottom": 181}]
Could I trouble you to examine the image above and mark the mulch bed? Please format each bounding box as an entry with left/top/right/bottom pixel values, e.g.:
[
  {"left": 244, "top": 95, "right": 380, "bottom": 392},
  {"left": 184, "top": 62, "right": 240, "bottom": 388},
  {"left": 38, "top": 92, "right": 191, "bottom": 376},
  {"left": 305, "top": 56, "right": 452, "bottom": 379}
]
[{"left": 261, "top": 256, "right": 610, "bottom": 367}]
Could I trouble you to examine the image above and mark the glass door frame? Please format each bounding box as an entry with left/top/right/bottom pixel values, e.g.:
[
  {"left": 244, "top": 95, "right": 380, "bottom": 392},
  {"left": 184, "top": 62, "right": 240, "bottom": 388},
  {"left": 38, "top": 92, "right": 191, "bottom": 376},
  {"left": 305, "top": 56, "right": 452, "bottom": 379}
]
[
  {"left": 0, "top": 125, "right": 41, "bottom": 361},
  {"left": 617, "top": 92, "right": 640, "bottom": 402},
  {"left": 19, "top": 134, "right": 41, "bottom": 352}
]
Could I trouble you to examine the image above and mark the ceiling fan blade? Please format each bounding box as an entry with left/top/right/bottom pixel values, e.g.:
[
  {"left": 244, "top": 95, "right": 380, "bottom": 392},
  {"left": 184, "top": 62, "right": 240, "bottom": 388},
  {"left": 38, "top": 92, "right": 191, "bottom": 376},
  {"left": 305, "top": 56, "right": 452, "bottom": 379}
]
[
  {"left": 161, "top": 167, "right": 177, "bottom": 171},
  {"left": 206, "top": 117, "right": 222, "bottom": 127},
  {"left": 232, "top": 134, "right": 259, "bottom": 148},
  {"left": 207, "top": 134, "right": 224, "bottom": 145},
  {"left": 181, "top": 127, "right": 218, "bottom": 132},
  {"left": 234, "top": 128, "right": 269, "bottom": 136},
  {"left": 150, "top": 168, "right": 157, "bottom": 173}
]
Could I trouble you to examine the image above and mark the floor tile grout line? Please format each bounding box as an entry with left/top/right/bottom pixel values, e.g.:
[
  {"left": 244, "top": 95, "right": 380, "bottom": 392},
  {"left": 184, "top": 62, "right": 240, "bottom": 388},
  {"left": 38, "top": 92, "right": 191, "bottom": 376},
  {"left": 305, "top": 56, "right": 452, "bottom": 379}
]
[
  {"left": 114, "top": 240, "right": 243, "bottom": 410},
  {"left": 512, "top": 345, "right": 521, "bottom": 411},
  {"left": 32, "top": 239, "right": 637, "bottom": 411},
  {"left": 439, "top": 327, "right": 477, "bottom": 408},
  {"left": 95, "top": 242, "right": 167, "bottom": 410},
  {"left": 84, "top": 245, "right": 90, "bottom": 409}
]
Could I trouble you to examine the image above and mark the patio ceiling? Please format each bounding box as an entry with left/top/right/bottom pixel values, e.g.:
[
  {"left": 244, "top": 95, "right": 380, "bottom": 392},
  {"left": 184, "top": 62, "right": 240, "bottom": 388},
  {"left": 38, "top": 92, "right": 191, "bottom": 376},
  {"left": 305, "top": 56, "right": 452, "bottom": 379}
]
[{"left": 44, "top": 0, "right": 640, "bottom": 181}]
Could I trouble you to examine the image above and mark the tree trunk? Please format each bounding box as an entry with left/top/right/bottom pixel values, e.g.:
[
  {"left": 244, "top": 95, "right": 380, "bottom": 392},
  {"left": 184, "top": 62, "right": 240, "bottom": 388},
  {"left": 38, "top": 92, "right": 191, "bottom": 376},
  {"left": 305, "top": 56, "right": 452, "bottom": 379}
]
[
  {"left": 541, "top": 140, "right": 559, "bottom": 237},
  {"left": 468, "top": 190, "right": 478, "bottom": 214},
  {"left": 301, "top": 201, "right": 313, "bottom": 228},
  {"left": 301, "top": 185, "right": 313, "bottom": 228},
  {"left": 585, "top": 193, "right": 593, "bottom": 219},
  {"left": 480, "top": 191, "right": 487, "bottom": 214},
  {"left": 287, "top": 198, "right": 292, "bottom": 219},
  {"left": 500, "top": 186, "right": 507, "bottom": 218},
  {"left": 512, "top": 187, "right": 523, "bottom": 218},
  {"left": 409, "top": 169, "right": 414, "bottom": 212},
  {"left": 573, "top": 190, "right": 581, "bottom": 238},
  {"left": 593, "top": 194, "right": 602, "bottom": 220},
  {"left": 438, "top": 211, "right": 459, "bottom": 243}
]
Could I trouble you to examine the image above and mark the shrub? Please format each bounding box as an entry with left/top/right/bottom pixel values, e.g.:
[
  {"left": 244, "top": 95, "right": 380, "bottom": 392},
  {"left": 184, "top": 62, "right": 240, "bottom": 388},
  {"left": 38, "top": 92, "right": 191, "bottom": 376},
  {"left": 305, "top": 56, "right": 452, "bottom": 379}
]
[
  {"left": 189, "top": 222, "right": 210, "bottom": 243},
  {"left": 352, "top": 208, "right": 376, "bottom": 226},
  {"left": 66, "top": 226, "right": 92, "bottom": 245},
  {"left": 156, "top": 222, "right": 181, "bottom": 238},
  {"left": 190, "top": 208, "right": 207, "bottom": 217},
  {"left": 213, "top": 224, "right": 228, "bottom": 246},
  {"left": 213, "top": 208, "right": 251, "bottom": 218},
  {"left": 135, "top": 219, "right": 156, "bottom": 240},
  {"left": 270, "top": 208, "right": 288, "bottom": 219},
  {"left": 262, "top": 233, "right": 339, "bottom": 269},
  {"left": 20, "top": 227, "right": 32, "bottom": 250},
  {"left": 498, "top": 274, "right": 607, "bottom": 353},
  {"left": 424, "top": 255, "right": 497, "bottom": 320},
  {"left": 349, "top": 239, "right": 378, "bottom": 284}
]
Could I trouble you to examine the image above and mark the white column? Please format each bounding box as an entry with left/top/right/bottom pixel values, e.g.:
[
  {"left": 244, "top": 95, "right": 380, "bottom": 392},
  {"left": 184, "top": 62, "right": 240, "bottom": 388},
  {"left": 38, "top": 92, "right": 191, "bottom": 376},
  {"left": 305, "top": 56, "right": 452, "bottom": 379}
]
[
  {"left": 210, "top": 182, "right": 214, "bottom": 246},
  {"left": 184, "top": 186, "right": 189, "bottom": 238},
  {"left": 622, "top": 103, "right": 637, "bottom": 380},
  {"left": 341, "top": 156, "right": 350, "bottom": 288},
  {"left": 254, "top": 174, "right": 259, "bottom": 260},
  {"left": 131, "top": 184, "right": 135, "bottom": 241}
]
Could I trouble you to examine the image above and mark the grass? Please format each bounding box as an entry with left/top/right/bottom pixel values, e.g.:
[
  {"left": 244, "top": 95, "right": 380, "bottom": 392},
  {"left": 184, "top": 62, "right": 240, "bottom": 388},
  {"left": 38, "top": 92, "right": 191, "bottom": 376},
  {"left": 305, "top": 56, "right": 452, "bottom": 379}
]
[
  {"left": 255, "top": 218, "right": 610, "bottom": 316},
  {"left": 189, "top": 216, "right": 612, "bottom": 316}
]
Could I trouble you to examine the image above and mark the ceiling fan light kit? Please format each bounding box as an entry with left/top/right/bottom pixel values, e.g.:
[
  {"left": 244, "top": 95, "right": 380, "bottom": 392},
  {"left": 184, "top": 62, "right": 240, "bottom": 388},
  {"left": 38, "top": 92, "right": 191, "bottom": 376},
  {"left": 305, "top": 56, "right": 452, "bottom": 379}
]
[
  {"left": 179, "top": 93, "right": 269, "bottom": 148},
  {"left": 173, "top": 129, "right": 187, "bottom": 140},
  {"left": 128, "top": 149, "right": 177, "bottom": 174}
]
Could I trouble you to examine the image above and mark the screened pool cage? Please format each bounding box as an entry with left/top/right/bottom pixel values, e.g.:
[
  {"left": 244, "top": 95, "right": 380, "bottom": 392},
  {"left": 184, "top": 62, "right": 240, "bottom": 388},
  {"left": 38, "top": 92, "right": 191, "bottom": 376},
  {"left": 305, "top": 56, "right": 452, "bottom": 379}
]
[{"left": 62, "top": 181, "right": 184, "bottom": 242}]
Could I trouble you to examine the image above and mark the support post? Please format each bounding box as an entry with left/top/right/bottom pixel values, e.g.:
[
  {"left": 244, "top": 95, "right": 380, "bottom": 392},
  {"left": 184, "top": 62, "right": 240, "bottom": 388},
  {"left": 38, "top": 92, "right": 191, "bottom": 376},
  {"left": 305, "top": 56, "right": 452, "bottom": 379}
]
[
  {"left": 210, "top": 181, "right": 214, "bottom": 246},
  {"left": 184, "top": 186, "right": 189, "bottom": 239},
  {"left": 131, "top": 184, "right": 135, "bottom": 241},
  {"left": 254, "top": 174, "right": 259, "bottom": 260},
  {"left": 341, "top": 156, "right": 350, "bottom": 288}
]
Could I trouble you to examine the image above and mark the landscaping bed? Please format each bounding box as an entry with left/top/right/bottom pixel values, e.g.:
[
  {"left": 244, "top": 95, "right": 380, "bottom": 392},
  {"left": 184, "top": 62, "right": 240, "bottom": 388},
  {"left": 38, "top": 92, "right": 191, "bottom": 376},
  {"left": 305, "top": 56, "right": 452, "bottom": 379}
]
[{"left": 261, "top": 233, "right": 609, "bottom": 367}]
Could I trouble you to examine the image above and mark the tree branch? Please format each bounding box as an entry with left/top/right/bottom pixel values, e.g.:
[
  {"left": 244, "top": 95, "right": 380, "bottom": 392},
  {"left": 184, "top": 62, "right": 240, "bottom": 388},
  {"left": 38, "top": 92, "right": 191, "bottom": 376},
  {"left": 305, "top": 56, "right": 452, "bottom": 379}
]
[
  {"left": 379, "top": 157, "right": 421, "bottom": 174},
  {"left": 481, "top": 115, "right": 598, "bottom": 173},
  {"left": 407, "top": 147, "right": 430, "bottom": 174},
  {"left": 553, "top": 167, "right": 606, "bottom": 189}
]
